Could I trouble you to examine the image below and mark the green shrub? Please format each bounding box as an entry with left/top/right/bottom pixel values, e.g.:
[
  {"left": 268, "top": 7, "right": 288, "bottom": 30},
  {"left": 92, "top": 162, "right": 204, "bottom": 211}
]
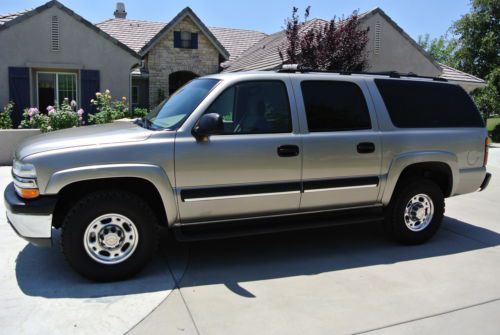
[
  {"left": 131, "top": 107, "right": 148, "bottom": 118},
  {"left": 88, "top": 90, "right": 128, "bottom": 124},
  {"left": 492, "top": 124, "right": 500, "bottom": 143},
  {"left": 19, "top": 99, "right": 83, "bottom": 132},
  {"left": 0, "top": 101, "right": 13, "bottom": 129}
]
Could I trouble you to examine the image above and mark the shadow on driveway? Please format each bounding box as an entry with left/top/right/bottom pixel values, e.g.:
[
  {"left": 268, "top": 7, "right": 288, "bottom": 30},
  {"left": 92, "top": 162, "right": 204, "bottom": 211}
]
[
  {"left": 176, "top": 216, "right": 500, "bottom": 297},
  {"left": 15, "top": 230, "right": 175, "bottom": 299},
  {"left": 15, "top": 216, "right": 500, "bottom": 299}
]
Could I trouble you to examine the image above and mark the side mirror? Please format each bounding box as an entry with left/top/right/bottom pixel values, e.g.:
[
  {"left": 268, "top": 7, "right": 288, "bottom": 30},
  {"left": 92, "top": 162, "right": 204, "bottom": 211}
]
[{"left": 192, "top": 113, "right": 224, "bottom": 140}]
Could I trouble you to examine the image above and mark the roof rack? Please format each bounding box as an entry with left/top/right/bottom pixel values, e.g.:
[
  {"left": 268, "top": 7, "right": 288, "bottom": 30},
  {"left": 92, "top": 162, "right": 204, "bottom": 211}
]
[{"left": 276, "top": 64, "right": 448, "bottom": 82}]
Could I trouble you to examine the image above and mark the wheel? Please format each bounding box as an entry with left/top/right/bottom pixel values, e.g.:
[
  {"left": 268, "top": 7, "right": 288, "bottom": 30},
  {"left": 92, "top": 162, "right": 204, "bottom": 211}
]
[
  {"left": 61, "top": 190, "right": 158, "bottom": 281},
  {"left": 385, "top": 179, "right": 444, "bottom": 244}
]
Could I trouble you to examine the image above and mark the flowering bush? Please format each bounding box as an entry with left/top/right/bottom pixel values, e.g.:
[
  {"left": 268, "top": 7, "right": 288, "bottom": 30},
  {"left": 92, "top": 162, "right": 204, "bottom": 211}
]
[
  {"left": 132, "top": 107, "right": 148, "bottom": 118},
  {"left": 19, "top": 99, "right": 83, "bottom": 132},
  {"left": 88, "top": 90, "right": 128, "bottom": 124},
  {"left": 0, "top": 101, "right": 14, "bottom": 129}
]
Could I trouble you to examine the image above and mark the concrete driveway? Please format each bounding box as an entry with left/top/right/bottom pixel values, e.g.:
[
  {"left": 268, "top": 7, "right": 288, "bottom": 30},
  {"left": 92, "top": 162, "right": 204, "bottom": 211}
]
[{"left": 1, "top": 149, "right": 500, "bottom": 334}]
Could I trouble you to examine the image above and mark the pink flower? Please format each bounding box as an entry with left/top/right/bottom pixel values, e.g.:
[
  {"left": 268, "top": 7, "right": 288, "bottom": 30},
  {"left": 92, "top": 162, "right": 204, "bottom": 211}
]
[
  {"left": 77, "top": 109, "right": 84, "bottom": 116},
  {"left": 46, "top": 105, "right": 54, "bottom": 112},
  {"left": 70, "top": 100, "right": 77, "bottom": 108},
  {"left": 28, "top": 107, "right": 38, "bottom": 117},
  {"left": 48, "top": 110, "right": 55, "bottom": 116}
]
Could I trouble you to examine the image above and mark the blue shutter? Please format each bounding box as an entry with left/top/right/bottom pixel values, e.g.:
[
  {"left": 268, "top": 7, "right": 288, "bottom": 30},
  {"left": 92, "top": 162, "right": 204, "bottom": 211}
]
[
  {"left": 174, "top": 31, "right": 181, "bottom": 48},
  {"left": 8, "top": 67, "right": 30, "bottom": 128},
  {"left": 191, "top": 33, "right": 198, "bottom": 49},
  {"left": 80, "top": 70, "right": 100, "bottom": 120}
]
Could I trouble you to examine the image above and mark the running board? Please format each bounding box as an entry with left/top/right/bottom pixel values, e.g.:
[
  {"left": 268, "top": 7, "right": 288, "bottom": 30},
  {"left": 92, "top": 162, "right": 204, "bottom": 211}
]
[{"left": 172, "top": 207, "right": 384, "bottom": 241}]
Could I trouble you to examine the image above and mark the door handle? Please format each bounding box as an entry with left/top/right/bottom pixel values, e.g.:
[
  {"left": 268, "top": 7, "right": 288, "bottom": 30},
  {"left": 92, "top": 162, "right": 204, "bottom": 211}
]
[
  {"left": 277, "top": 145, "right": 300, "bottom": 157},
  {"left": 357, "top": 142, "right": 375, "bottom": 154}
]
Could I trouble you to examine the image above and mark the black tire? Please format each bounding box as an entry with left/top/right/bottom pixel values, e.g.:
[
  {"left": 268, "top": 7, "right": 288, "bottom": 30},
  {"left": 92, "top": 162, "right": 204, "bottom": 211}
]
[
  {"left": 61, "top": 190, "right": 158, "bottom": 281},
  {"left": 385, "top": 179, "right": 444, "bottom": 245}
]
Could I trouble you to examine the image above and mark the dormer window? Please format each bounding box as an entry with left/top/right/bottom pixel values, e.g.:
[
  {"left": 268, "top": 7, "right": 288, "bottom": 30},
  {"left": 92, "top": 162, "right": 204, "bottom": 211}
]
[{"left": 174, "top": 31, "right": 198, "bottom": 49}]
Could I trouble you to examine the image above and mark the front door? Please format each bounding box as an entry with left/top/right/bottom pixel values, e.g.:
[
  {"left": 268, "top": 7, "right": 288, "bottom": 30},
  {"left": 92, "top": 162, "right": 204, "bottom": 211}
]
[
  {"left": 175, "top": 79, "right": 302, "bottom": 223},
  {"left": 293, "top": 78, "right": 382, "bottom": 210}
]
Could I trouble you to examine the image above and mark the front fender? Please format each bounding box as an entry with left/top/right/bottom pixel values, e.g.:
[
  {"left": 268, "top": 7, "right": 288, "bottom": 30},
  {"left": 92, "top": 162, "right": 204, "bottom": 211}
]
[
  {"left": 381, "top": 151, "right": 459, "bottom": 205},
  {"left": 44, "top": 163, "right": 178, "bottom": 224}
]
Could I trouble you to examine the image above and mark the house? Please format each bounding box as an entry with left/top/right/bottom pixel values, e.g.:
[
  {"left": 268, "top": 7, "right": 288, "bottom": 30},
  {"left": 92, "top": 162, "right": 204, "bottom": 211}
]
[
  {"left": 0, "top": 1, "right": 140, "bottom": 127},
  {"left": 0, "top": 1, "right": 485, "bottom": 127}
]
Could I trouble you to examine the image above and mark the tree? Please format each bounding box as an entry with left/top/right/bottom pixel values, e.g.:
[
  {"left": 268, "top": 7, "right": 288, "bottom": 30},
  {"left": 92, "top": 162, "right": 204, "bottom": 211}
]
[
  {"left": 417, "top": 34, "right": 457, "bottom": 66},
  {"left": 279, "top": 7, "right": 370, "bottom": 71}
]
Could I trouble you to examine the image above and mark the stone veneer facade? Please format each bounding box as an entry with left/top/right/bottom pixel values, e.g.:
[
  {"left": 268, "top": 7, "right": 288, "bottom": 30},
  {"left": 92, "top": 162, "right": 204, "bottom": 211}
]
[{"left": 146, "top": 16, "right": 220, "bottom": 107}]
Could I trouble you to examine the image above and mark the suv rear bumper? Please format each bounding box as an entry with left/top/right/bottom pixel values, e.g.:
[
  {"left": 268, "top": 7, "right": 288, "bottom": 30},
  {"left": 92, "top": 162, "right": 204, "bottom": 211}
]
[
  {"left": 4, "top": 183, "right": 56, "bottom": 247},
  {"left": 479, "top": 172, "right": 492, "bottom": 191}
]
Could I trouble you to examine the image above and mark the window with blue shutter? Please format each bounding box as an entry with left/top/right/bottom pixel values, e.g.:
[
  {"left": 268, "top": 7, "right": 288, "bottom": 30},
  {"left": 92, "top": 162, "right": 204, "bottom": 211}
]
[
  {"left": 173, "top": 31, "right": 198, "bottom": 49},
  {"left": 8, "top": 67, "right": 30, "bottom": 128}
]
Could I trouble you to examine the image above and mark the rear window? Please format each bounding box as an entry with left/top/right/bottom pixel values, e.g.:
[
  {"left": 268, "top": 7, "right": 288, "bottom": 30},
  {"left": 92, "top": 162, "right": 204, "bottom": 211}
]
[
  {"left": 301, "top": 81, "right": 371, "bottom": 132},
  {"left": 375, "top": 79, "right": 484, "bottom": 128}
]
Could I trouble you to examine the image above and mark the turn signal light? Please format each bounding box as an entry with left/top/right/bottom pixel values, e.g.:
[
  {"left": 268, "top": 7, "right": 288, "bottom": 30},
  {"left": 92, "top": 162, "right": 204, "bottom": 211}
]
[
  {"left": 484, "top": 137, "right": 489, "bottom": 167},
  {"left": 20, "top": 188, "right": 40, "bottom": 199}
]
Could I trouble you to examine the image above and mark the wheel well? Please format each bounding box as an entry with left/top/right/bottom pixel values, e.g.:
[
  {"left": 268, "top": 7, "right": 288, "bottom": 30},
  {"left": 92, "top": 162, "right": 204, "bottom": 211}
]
[
  {"left": 52, "top": 178, "right": 168, "bottom": 229},
  {"left": 396, "top": 162, "right": 453, "bottom": 198}
]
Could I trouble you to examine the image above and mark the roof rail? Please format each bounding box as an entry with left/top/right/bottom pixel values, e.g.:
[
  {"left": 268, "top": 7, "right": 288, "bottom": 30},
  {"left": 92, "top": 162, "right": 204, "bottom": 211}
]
[{"left": 276, "top": 64, "right": 448, "bottom": 82}]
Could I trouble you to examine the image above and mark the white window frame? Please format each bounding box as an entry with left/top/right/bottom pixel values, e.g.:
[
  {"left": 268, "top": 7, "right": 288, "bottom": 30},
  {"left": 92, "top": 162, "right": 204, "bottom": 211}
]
[{"left": 36, "top": 71, "right": 78, "bottom": 108}]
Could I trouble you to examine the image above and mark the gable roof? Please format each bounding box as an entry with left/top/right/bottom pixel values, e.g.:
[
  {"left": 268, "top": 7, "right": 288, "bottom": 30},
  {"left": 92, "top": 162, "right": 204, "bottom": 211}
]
[
  {"left": 0, "top": 0, "right": 140, "bottom": 59},
  {"left": 137, "top": 7, "right": 229, "bottom": 59},
  {"left": 97, "top": 18, "right": 165, "bottom": 53},
  {"left": 209, "top": 27, "right": 267, "bottom": 61},
  {"left": 0, "top": 8, "right": 32, "bottom": 26},
  {"left": 223, "top": 8, "right": 443, "bottom": 73}
]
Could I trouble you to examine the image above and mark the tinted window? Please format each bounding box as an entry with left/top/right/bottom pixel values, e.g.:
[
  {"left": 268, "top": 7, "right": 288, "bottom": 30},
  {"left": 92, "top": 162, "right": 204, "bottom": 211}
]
[
  {"left": 375, "top": 79, "right": 484, "bottom": 128},
  {"left": 301, "top": 81, "right": 371, "bottom": 132},
  {"left": 205, "top": 81, "right": 292, "bottom": 134}
]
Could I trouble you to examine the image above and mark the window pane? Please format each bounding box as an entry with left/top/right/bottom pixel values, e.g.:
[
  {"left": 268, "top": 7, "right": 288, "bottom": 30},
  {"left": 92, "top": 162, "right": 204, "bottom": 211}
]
[
  {"left": 206, "top": 81, "right": 291, "bottom": 134},
  {"left": 301, "top": 81, "right": 371, "bottom": 132},
  {"left": 57, "top": 73, "right": 76, "bottom": 105},
  {"left": 374, "top": 79, "right": 484, "bottom": 128},
  {"left": 38, "top": 73, "right": 56, "bottom": 112},
  {"left": 132, "top": 86, "right": 139, "bottom": 104}
]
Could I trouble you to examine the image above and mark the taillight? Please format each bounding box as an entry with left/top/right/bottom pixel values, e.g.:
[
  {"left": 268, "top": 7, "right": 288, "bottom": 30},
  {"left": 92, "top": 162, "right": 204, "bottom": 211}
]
[{"left": 484, "top": 137, "right": 489, "bottom": 166}]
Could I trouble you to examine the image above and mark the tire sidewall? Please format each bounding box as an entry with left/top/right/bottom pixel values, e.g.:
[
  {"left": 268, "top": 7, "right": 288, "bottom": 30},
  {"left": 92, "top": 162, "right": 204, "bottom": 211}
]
[
  {"left": 389, "top": 180, "right": 444, "bottom": 244},
  {"left": 62, "top": 191, "right": 156, "bottom": 281}
]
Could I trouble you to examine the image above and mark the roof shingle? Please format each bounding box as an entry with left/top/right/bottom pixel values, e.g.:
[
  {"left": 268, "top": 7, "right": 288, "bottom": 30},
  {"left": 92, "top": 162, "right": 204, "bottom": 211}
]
[
  {"left": 96, "top": 18, "right": 166, "bottom": 53},
  {"left": 0, "top": 8, "right": 32, "bottom": 26},
  {"left": 208, "top": 27, "right": 267, "bottom": 61}
]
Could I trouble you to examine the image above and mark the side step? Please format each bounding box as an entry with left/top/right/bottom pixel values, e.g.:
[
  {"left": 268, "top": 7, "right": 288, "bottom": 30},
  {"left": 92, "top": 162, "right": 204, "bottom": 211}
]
[{"left": 172, "top": 207, "right": 384, "bottom": 241}]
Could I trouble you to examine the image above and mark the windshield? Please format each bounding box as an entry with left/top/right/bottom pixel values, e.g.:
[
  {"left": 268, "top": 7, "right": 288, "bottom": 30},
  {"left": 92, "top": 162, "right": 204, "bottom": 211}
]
[{"left": 146, "top": 78, "right": 220, "bottom": 130}]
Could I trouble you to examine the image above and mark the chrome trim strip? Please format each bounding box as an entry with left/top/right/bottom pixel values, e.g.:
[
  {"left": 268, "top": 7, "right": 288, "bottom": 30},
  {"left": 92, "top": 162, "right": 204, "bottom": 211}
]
[
  {"left": 303, "top": 184, "right": 378, "bottom": 193},
  {"left": 184, "top": 190, "right": 301, "bottom": 202}
]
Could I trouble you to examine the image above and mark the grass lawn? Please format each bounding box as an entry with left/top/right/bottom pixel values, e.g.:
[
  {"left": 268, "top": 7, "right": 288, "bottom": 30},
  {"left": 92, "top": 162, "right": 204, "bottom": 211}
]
[{"left": 487, "top": 118, "right": 500, "bottom": 132}]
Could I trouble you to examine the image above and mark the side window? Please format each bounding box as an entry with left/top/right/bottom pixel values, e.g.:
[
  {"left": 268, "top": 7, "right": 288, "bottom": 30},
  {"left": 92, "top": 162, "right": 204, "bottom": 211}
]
[
  {"left": 205, "top": 81, "right": 292, "bottom": 134},
  {"left": 301, "top": 81, "right": 371, "bottom": 132}
]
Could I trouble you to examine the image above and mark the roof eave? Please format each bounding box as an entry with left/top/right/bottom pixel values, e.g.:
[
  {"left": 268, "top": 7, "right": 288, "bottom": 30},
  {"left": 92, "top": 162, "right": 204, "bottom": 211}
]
[{"left": 0, "top": 0, "right": 141, "bottom": 60}]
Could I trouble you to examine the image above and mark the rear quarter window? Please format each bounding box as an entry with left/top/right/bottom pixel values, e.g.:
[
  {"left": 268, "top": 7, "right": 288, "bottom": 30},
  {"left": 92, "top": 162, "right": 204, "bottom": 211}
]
[{"left": 374, "top": 79, "right": 484, "bottom": 128}]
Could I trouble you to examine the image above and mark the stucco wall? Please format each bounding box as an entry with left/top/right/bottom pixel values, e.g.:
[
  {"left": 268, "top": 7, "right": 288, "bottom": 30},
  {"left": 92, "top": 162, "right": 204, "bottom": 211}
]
[
  {"left": 0, "top": 6, "right": 139, "bottom": 110},
  {"left": 147, "top": 15, "right": 220, "bottom": 107},
  {"left": 362, "top": 12, "right": 441, "bottom": 77}
]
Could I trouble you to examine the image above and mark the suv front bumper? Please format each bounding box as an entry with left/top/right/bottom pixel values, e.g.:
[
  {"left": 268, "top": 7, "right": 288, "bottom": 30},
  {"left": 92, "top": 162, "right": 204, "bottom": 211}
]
[{"left": 4, "top": 182, "right": 57, "bottom": 247}]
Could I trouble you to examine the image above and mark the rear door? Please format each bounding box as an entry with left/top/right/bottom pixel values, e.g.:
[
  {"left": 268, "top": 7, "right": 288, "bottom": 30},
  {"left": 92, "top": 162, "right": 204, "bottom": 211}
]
[
  {"left": 292, "top": 78, "right": 382, "bottom": 210},
  {"left": 174, "top": 79, "right": 302, "bottom": 222}
]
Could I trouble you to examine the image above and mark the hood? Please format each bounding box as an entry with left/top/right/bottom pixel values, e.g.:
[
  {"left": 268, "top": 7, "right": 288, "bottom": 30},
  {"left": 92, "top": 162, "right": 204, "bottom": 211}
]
[{"left": 16, "top": 121, "right": 152, "bottom": 159}]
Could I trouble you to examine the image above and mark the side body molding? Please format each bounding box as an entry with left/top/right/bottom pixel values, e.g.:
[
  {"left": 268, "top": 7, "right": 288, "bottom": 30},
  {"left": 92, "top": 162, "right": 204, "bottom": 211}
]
[
  {"left": 44, "top": 164, "right": 178, "bottom": 225},
  {"left": 381, "top": 151, "right": 459, "bottom": 205}
]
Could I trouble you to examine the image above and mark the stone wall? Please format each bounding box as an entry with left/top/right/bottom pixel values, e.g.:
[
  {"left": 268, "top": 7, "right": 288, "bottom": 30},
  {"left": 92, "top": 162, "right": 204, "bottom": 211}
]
[{"left": 147, "top": 16, "right": 220, "bottom": 107}]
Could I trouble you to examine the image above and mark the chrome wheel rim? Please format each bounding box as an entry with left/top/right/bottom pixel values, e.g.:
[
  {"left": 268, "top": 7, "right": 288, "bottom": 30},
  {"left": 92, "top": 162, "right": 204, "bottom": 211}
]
[
  {"left": 83, "top": 213, "right": 139, "bottom": 265},
  {"left": 404, "top": 193, "right": 434, "bottom": 232}
]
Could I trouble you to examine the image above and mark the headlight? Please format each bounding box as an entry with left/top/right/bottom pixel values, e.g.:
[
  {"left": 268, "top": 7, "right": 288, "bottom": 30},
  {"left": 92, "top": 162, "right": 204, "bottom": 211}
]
[
  {"left": 13, "top": 160, "right": 37, "bottom": 178},
  {"left": 12, "top": 160, "right": 39, "bottom": 199}
]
